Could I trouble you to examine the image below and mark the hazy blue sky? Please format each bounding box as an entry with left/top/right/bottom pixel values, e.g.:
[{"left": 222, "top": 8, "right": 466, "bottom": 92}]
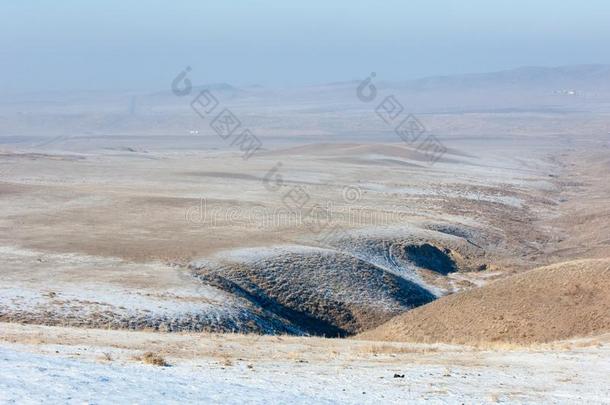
[{"left": 1, "top": 0, "right": 609, "bottom": 92}]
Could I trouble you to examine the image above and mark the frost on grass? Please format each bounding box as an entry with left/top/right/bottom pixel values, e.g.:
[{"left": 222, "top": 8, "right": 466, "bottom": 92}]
[{"left": 192, "top": 247, "right": 436, "bottom": 336}]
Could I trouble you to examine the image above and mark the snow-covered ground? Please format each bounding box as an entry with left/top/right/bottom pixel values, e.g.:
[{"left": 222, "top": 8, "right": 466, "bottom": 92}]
[
  {"left": 0, "top": 346, "right": 330, "bottom": 404},
  {"left": 1, "top": 325, "right": 609, "bottom": 404}
]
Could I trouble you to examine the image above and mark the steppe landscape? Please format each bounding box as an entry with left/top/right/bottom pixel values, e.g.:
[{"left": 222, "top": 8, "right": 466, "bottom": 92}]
[{"left": 1, "top": 65, "right": 610, "bottom": 403}]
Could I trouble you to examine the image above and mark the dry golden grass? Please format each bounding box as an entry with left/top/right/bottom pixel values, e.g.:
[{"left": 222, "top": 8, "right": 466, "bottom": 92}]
[
  {"left": 137, "top": 352, "right": 169, "bottom": 367},
  {"left": 220, "top": 356, "right": 233, "bottom": 367},
  {"left": 361, "top": 259, "right": 610, "bottom": 345},
  {"left": 357, "top": 343, "right": 440, "bottom": 356},
  {"left": 99, "top": 352, "right": 113, "bottom": 362}
]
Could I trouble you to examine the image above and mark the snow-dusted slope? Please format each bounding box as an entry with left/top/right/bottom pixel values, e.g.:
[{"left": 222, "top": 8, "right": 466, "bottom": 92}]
[{"left": 2, "top": 342, "right": 610, "bottom": 404}]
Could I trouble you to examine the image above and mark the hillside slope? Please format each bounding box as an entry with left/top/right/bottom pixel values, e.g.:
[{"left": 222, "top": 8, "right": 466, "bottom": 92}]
[
  {"left": 360, "top": 259, "right": 610, "bottom": 344},
  {"left": 191, "top": 246, "right": 437, "bottom": 336}
]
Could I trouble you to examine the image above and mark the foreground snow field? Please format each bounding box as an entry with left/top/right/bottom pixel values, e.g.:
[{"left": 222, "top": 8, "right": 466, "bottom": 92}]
[{"left": 1, "top": 325, "right": 609, "bottom": 404}]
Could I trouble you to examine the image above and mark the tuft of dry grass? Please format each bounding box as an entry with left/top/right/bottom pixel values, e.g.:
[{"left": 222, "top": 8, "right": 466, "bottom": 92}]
[
  {"left": 137, "top": 351, "right": 169, "bottom": 367},
  {"left": 220, "top": 356, "right": 233, "bottom": 367},
  {"left": 358, "top": 343, "right": 440, "bottom": 356},
  {"left": 99, "top": 352, "right": 113, "bottom": 362},
  {"left": 489, "top": 393, "right": 501, "bottom": 402}
]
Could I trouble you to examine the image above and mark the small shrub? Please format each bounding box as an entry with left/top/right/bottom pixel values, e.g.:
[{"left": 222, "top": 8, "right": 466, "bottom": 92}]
[{"left": 139, "top": 351, "right": 169, "bottom": 367}]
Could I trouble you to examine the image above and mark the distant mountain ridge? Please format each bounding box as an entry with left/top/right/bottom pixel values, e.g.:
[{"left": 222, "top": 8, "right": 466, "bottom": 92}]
[{"left": 398, "top": 64, "right": 610, "bottom": 91}]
